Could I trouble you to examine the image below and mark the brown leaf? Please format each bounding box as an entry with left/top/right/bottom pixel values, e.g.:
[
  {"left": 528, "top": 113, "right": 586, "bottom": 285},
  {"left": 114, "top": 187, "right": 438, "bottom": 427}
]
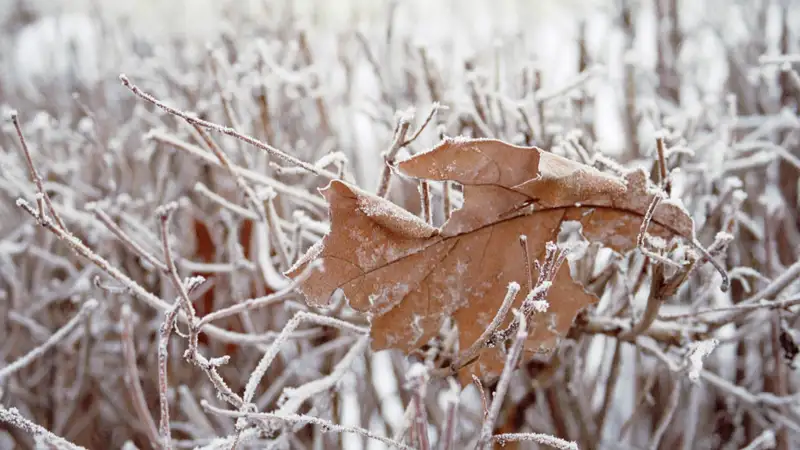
[{"left": 286, "top": 138, "right": 694, "bottom": 383}]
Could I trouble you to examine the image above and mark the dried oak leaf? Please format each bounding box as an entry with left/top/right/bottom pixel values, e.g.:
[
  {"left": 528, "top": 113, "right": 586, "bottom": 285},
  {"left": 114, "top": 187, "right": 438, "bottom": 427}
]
[{"left": 286, "top": 138, "right": 693, "bottom": 383}]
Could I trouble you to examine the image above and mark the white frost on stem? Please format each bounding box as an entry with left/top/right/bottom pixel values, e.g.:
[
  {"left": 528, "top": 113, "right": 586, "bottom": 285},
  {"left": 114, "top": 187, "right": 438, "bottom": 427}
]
[
  {"left": 0, "top": 405, "right": 87, "bottom": 450},
  {"left": 241, "top": 311, "right": 369, "bottom": 408},
  {"left": 687, "top": 339, "right": 719, "bottom": 383},
  {"left": 492, "top": 432, "right": 579, "bottom": 450},
  {"left": 0, "top": 298, "right": 97, "bottom": 381}
]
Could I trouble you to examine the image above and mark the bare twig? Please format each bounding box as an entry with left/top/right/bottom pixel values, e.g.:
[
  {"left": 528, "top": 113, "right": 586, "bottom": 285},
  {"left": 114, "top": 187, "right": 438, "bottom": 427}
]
[
  {"left": 376, "top": 103, "right": 441, "bottom": 197},
  {"left": 407, "top": 364, "right": 431, "bottom": 450},
  {"left": 595, "top": 340, "right": 622, "bottom": 438},
  {"left": 14, "top": 198, "right": 261, "bottom": 346},
  {"left": 191, "top": 124, "right": 267, "bottom": 222},
  {"left": 89, "top": 205, "right": 168, "bottom": 272},
  {"left": 649, "top": 376, "right": 681, "bottom": 450},
  {"left": 400, "top": 103, "right": 442, "bottom": 147},
  {"left": 201, "top": 401, "right": 415, "bottom": 450},
  {"left": 0, "top": 405, "right": 87, "bottom": 450},
  {"left": 157, "top": 302, "right": 181, "bottom": 450},
  {"left": 519, "top": 235, "right": 533, "bottom": 293},
  {"left": 0, "top": 299, "right": 97, "bottom": 381},
  {"left": 445, "top": 282, "right": 520, "bottom": 375},
  {"left": 477, "top": 310, "right": 527, "bottom": 449},
  {"left": 741, "top": 429, "right": 777, "bottom": 450},
  {"left": 441, "top": 378, "right": 460, "bottom": 450},
  {"left": 655, "top": 135, "right": 670, "bottom": 195},
  {"left": 120, "top": 75, "right": 339, "bottom": 180},
  {"left": 9, "top": 111, "right": 67, "bottom": 230},
  {"left": 148, "top": 130, "right": 327, "bottom": 209},
  {"left": 241, "top": 311, "right": 369, "bottom": 409},
  {"left": 420, "top": 180, "right": 432, "bottom": 225},
  {"left": 157, "top": 202, "right": 197, "bottom": 332},
  {"left": 120, "top": 304, "right": 161, "bottom": 447},
  {"left": 195, "top": 260, "right": 321, "bottom": 329},
  {"left": 376, "top": 114, "right": 412, "bottom": 197},
  {"left": 492, "top": 433, "right": 578, "bottom": 450}
]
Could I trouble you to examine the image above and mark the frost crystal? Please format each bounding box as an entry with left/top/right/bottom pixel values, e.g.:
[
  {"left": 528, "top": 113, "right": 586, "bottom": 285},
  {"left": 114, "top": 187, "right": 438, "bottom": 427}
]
[{"left": 687, "top": 339, "right": 719, "bottom": 383}]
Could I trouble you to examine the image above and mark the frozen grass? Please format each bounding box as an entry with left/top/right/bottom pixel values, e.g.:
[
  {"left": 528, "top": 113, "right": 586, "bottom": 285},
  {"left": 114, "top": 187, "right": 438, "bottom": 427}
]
[{"left": 1, "top": 0, "right": 800, "bottom": 449}]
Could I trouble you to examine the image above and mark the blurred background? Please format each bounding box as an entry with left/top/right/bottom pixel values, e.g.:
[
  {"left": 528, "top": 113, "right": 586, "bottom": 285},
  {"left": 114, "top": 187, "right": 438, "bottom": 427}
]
[{"left": 1, "top": 0, "right": 800, "bottom": 449}]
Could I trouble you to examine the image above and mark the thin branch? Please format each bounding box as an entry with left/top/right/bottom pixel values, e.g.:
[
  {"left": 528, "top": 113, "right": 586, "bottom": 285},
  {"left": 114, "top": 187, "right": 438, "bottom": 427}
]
[
  {"left": 276, "top": 336, "right": 369, "bottom": 416},
  {"left": 441, "top": 378, "right": 459, "bottom": 450},
  {"left": 741, "top": 429, "right": 777, "bottom": 450},
  {"left": 14, "top": 198, "right": 261, "bottom": 346},
  {"left": 442, "top": 180, "right": 452, "bottom": 221},
  {"left": 492, "top": 433, "right": 578, "bottom": 450},
  {"left": 148, "top": 130, "right": 327, "bottom": 209},
  {"left": 201, "top": 401, "right": 414, "bottom": 450},
  {"left": 419, "top": 180, "right": 432, "bottom": 225},
  {"left": 89, "top": 205, "right": 168, "bottom": 272},
  {"left": 444, "top": 282, "right": 520, "bottom": 375},
  {"left": 157, "top": 302, "right": 181, "bottom": 450},
  {"left": 622, "top": 262, "right": 667, "bottom": 339},
  {"left": 376, "top": 102, "right": 442, "bottom": 199},
  {"left": 193, "top": 182, "right": 259, "bottom": 221},
  {"left": 655, "top": 135, "right": 670, "bottom": 195},
  {"left": 195, "top": 260, "right": 321, "bottom": 328},
  {"left": 0, "top": 405, "right": 87, "bottom": 450},
  {"left": 120, "top": 304, "right": 161, "bottom": 447},
  {"left": 536, "top": 64, "right": 604, "bottom": 103},
  {"left": 0, "top": 299, "right": 97, "bottom": 381},
  {"left": 648, "top": 376, "right": 681, "bottom": 450},
  {"left": 264, "top": 192, "right": 293, "bottom": 270},
  {"left": 120, "top": 75, "right": 339, "bottom": 180},
  {"left": 477, "top": 310, "right": 527, "bottom": 449},
  {"left": 519, "top": 235, "right": 532, "bottom": 293},
  {"left": 473, "top": 375, "right": 489, "bottom": 421},
  {"left": 9, "top": 111, "right": 67, "bottom": 230},
  {"left": 376, "top": 114, "right": 412, "bottom": 197},
  {"left": 595, "top": 340, "right": 622, "bottom": 438},
  {"left": 407, "top": 365, "right": 431, "bottom": 450},
  {"left": 241, "top": 311, "right": 369, "bottom": 407},
  {"left": 191, "top": 124, "right": 267, "bottom": 222},
  {"left": 157, "top": 202, "right": 197, "bottom": 331},
  {"left": 744, "top": 258, "right": 800, "bottom": 305},
  {"left": 400, "top": 102, "right": 442, "bottom": 147}
]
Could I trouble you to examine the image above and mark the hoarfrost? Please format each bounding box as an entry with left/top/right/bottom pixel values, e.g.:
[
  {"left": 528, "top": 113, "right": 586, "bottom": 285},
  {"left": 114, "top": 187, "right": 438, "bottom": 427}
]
[{"left": 687, "top": 339, "right": 720, "bottom": 383}]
